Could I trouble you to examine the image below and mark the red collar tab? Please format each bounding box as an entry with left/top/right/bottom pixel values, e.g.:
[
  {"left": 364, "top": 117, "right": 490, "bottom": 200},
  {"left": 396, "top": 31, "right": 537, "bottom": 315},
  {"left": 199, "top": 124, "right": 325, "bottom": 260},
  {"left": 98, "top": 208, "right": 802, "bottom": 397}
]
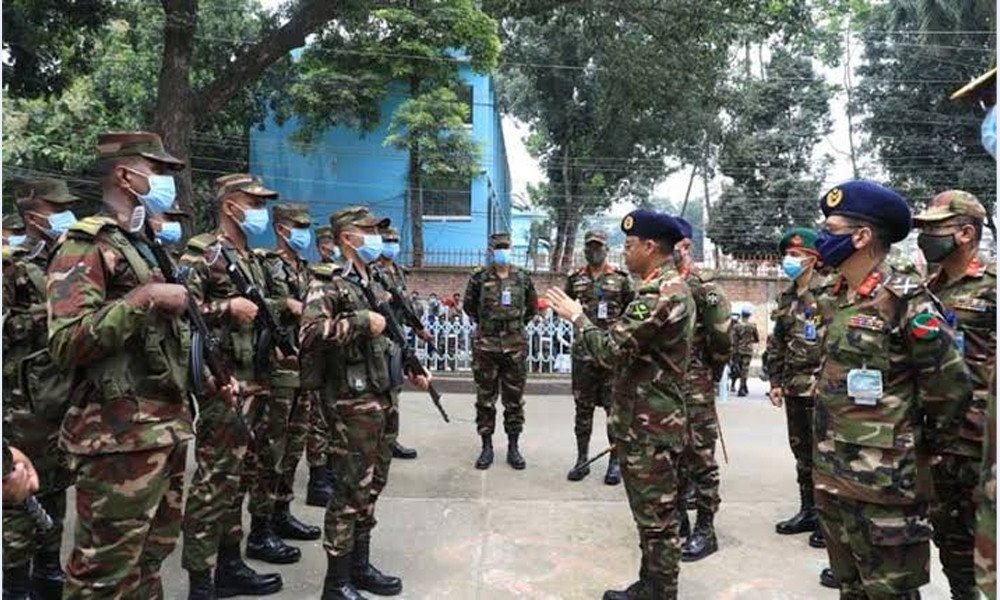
[{"left": 856, "top": 271, "right": 883, "bottom": 297}]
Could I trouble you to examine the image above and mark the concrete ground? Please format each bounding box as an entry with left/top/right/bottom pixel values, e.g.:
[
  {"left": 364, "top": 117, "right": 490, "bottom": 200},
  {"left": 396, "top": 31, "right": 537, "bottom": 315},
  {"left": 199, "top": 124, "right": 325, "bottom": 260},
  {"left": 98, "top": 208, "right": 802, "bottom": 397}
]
[{"left": 62, "top": 379, "right": 953, "bottom": 599}]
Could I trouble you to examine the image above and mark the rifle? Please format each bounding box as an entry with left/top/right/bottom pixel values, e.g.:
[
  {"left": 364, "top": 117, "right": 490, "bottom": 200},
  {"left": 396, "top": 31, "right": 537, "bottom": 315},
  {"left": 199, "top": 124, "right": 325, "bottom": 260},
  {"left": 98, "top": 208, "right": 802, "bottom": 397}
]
[
  {"left": 371, "top": 266, "right": 443, "bottom": 356},
  {"left": 218, "top": 246, "right": 298, "bottom": 379},
  {"left": 357, "top": 271, "right": 449, "bottom": 423},
  {"left": 568, "top": 446, "right": 614, "bottom": 480},
  {"left": 134, "top": 209, "right": 248, "bottom": 439}
]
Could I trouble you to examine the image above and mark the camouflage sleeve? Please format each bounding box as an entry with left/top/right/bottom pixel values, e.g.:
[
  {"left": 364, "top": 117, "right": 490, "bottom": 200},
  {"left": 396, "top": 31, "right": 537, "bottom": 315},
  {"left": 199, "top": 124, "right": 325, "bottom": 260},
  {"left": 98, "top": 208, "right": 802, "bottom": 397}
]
[
  {"left": 578, "top": 274, "right": 691, "bottom": 370},
  {"left": 1, "top": 265, "right": 31, "bottom": 341},
  {"left": 299, "top": 281, "right": 373, "bottom": 350},
  {"left": 522, "top": 273, "right": 539, "bottom": 323},
  {"left": 703, "top": 283, "right": 733, "bottom": 373},
  {"left": 180, "top": 250, "right": 229, "bottom": 325},
  {"left": 766, "top": 296, "right": 788, "bottom": 387},
  {"left": 463, "top": 274, "right": 479, "bottom": 323},
  {"left": 902, "top": 295, "right": 972, "bottom": 456},
  {"left": 751, "top": 324, "right": 760, "bottom": 345},
  {"left": 622, "top": 272, "right": 637, "bottom": 306},
  {"left": 47, "top": 238, "right": 150, "bottom": 368}
]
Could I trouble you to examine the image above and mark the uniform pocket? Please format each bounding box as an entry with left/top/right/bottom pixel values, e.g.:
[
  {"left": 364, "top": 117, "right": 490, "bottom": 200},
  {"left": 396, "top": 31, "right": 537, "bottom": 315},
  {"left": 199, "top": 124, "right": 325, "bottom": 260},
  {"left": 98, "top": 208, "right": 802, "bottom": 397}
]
[
  {"left": 832, "top": 420, "right": 897, "bottom": 449},
  {"left": 867, "top": 515, "right": 932, "bottom": 546}
]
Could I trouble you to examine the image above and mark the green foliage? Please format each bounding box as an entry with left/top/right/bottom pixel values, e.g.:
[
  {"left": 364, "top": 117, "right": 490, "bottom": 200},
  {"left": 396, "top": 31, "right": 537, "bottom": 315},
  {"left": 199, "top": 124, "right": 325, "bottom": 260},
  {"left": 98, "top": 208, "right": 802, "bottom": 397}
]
[{"left": 384, "top": 88, "right": 481, "bottom": 179}]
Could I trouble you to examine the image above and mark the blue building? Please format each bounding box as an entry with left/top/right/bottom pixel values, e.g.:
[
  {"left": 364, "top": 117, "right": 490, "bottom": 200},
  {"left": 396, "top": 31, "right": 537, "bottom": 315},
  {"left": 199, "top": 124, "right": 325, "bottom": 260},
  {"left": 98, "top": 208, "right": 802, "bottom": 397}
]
[{"left": 248, "top": 62, "right": 511, "bottom": 265}]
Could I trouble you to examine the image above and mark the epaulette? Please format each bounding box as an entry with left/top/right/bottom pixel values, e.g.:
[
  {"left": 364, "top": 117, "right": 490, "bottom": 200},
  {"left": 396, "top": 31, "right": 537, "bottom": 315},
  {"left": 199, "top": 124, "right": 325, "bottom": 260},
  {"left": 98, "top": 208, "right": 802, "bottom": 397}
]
[
  {"left": 252, "top": 248, "right": 277, "bottom": 260},
  {"left": 986, "top": 261, "right": 997, "bottom": 277},
  {"left": 65, "top": 216, "right": 118, "bottom": 240},
  {"left": 309, "top": 262, "right": 342, "bottom": 280},
  {"left": 471, "top": 266, "right": 484, "bottom": 277},
  {"left": 186, "top": 233, "right": 220, "bottom": 255},
  {"left": 1, "top": 245, "right": 26, "bottom": 263},
  {"left": 883, "top": 267, "right": 925, "bottom": 300}
]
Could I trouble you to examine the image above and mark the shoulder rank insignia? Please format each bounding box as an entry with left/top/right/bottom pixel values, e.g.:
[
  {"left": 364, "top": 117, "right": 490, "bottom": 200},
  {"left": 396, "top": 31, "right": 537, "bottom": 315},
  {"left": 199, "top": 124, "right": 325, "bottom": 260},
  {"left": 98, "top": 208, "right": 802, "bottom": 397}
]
[
  {"left": 705, "top": 290, "right": 720, "bottom": 306},
  {"left": 627, "top": 301, "right": 652, "bottom": 321}
]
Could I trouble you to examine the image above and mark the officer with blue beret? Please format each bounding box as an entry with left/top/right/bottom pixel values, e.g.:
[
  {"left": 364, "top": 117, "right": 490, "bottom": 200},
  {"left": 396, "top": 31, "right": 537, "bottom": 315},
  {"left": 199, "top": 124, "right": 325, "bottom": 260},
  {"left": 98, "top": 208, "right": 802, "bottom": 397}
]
[
  {"left": 547, "top": 208, "right": 696, "bottom": 599},
  {"left": 812, "top": 180, "right": 971, "bottom": 598},
  {"left": 675, "top": 216, "right": 694, "bottom": 242}
]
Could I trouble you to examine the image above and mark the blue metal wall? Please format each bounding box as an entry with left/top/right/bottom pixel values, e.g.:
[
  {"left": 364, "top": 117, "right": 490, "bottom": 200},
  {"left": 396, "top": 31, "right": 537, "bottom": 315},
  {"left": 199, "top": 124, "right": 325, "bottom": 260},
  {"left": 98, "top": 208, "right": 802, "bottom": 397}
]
[{"left": 248, "top": 64, "right": 511, "bottom": 264}]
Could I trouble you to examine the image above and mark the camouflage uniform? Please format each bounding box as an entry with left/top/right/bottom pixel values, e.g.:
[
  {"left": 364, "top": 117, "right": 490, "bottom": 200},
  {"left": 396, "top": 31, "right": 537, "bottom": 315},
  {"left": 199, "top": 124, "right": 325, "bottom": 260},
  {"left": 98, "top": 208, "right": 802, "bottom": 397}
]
[
  {"left": 464, "top": 238, "right": 538, "bottom": 438},
  {"left": 977, "top": 372, "right": 997, "bottom": 600},
  {"left": 731, "top": 319, "right": 759, "bottom": 393},
  {"left": 563, "top": 251, "right": 634, "bottom": 461},
  {"left": 677, "top": 268, "right": 732, "bottom": 521},
  {"left": 575, "top": 248, "right": 695, "bottom": 598}
]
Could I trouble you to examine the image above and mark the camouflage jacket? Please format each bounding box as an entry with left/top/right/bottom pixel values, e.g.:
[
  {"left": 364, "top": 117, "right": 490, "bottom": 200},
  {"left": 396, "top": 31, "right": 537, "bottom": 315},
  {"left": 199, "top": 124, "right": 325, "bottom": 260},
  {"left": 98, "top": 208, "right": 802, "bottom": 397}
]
[
  {"left": 976, "top": 371, "right": 996, "bottom": 600},
  {"left": 3, "top": 242, "right": 48, "bottom": 405},
  {"left": 564, "top": 263, "right": 634, "bottom": 361},
  {"left": 257, "top": 248, "right": 310, "bottom": 388},
  {"left": 464, "top": 265, "right": 538, "bottom": 352},
  {"left": 682, "top": 268, "right": 732, "bottom": 399},
  {"left": 813, "top": 264, "right": 971, "bottom": 505},
  {"left": 732, "top": 320, "right": 759, "bottom": 355},
  {"left": 765, "top": 274, "right": 829, "bottom": 398},
  {"left": 48, "top": 216, "right": 194, "bottom": 455},
  {"left": 299, "top": 262, "right": 396, "bottom": 403},
  {"left": 575, "top": 259, "right": 695, "bottom": 447},
  {"left": 181, "top": 232, "right": 288, "bottom": 385},
  {"left": 925, "top": 255, "right": 996, "bottom": 458}
]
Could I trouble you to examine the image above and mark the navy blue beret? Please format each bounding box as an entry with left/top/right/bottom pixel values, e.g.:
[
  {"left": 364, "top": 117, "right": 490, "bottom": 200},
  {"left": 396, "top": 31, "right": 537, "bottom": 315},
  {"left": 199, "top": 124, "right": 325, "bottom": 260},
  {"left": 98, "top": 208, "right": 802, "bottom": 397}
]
[
  {"left": 621, "top": 209, "right": 684, "bottom": 242},
  {"left": 675, "top": 216, "right": 693, "bottom": 240},
  {"left": 820, "top": 180, "right": 912, "bottom": 243}
]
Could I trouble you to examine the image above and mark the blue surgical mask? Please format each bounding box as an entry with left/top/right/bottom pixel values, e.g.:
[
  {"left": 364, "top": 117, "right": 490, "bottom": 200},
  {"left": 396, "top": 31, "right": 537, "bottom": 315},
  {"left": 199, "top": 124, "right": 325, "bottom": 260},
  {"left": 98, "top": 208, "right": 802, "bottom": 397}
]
[
  {"left": 782, "top": 255, "right": 806, "bottom": 279},
  {"left": 129, "top": 169, "right": 176, "bottom": 215},
  {"left": 285, "top": 227, "right": 312, "bottom": 253},
  {"left": 7, "top": 234, "right": 26, "bottom": 247},
  {"left": 238, "top": 207, "right": 270, "bottom": 236},
  {"left": 357, "top": 234, "right": 383, "bottom": 263},
  {"left": 492, "top": 248, "right": 510, "bottom": 266},
  {"left": 982, "top": 105, "right": 996, "bottom": 160},
  {"left": 382, "top": 242, "right": 400, "bottom": 260},
  {"left": 44, "top": 210, "right": 77, "bottom": 238},
  {"left": 816, "top": 229, "right": 856, "bottom": 269},
  {"left": 156, "top": 221, "right": 183, "bottom": 245}
]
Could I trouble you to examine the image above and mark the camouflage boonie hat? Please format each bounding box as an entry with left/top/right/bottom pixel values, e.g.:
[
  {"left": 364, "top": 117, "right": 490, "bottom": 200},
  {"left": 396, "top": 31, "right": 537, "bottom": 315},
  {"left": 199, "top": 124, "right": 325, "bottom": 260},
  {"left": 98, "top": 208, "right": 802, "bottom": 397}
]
[
  {"left": 315, "top": 225, "right": 335, "bottom": 240},
  {"left": 490, "top": 231, "right": 512, "bottom": 248},
  {"left": 330, "top": 206, "right": 390, "bottom": 234},
  {"left": 96, "top": 132, "right": 185, "bottom": 170},
  {"left": 913, "top": 190, "right": 987, "bottom": 225},
  {"left": 272, "top": 202, "right": 311, "bottom": 226},
  {"left": 584, "top": 229, "right": 608, "bottom": 245},
  {"left": 214, "top": 173, "right": 278, "bottom": 200},
  {"left": 15, "top": 179, "right": 79, "bottom": 205},
  {"left": 380, "top": 226, "right": 401, "bottom": 242},
  {"left": 2, "top": 213, "right": 24, "bottom": 232}
]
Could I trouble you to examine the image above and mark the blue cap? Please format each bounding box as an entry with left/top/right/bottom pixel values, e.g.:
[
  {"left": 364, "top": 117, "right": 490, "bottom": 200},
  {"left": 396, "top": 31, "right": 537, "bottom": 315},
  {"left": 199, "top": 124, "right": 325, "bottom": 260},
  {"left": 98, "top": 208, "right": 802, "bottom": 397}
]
[
  {"left": 675, "top": 216, "right": 693, "bottom": 240},
  {"left": 741, "top": 307, "right": 752, "bottom": 317},
  {"left": 820, "top": 180, "right": 912, "bottom": 243},
  {"left": 620, "top": 209, "right": 684, "bottom": 243}
]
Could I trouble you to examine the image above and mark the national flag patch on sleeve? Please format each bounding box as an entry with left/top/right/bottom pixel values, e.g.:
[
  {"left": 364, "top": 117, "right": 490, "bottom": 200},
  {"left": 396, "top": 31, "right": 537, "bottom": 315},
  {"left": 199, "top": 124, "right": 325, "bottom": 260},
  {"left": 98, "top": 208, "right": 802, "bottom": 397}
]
[{"left": 910, "top": 313, "right": 941, "bottom": 340}]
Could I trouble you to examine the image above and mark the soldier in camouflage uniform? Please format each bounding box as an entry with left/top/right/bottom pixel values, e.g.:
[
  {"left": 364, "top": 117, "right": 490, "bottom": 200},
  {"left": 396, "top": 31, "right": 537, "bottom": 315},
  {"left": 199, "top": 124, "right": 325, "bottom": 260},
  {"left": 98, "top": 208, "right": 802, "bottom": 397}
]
[
  {"left": 563, "top": 229, "right": 634, "bottom": 485},
  {"left": 811, "top": 180, "right": 972, "bottom": 599},
  {"left": 150, "top": 206, "right": 187, "bottom": 256},
  {"left": 2, "top": 180, "right": 80, "bottom": 600},
  {"left": 2, "top": 213, "right": 26, "bottom": 246},
  {"left": 47, "top": 132, "right": 197, "bottom": 599},
  {"left": 299, "top": 207, "right": 431, "bottom": 600},
  {"left": 464, "top": 232, "right": 538, "bottom": 470},
  {"left": 549, "top": 209, "right": 695, "bottom": 600},
  {"left": 730, "top": 308, "right": 759, "bottom": 396},
  {"left": 672, "top": 217, "right": 733, "bottom": 563},
  {"left": 260, "top": 203, "right": 323, "bottom": 543},
  {"left": 305, "top": 224, "right": 336, "bottom": 507},
  {"left": 765, "top": 227, "right": 829, "bottom": 550},
  {"left": 912, "top": 191, "right": 996, "bottom": 600},
  {"left": 180, "top": 174, "right": 296, "bottom": 599}
]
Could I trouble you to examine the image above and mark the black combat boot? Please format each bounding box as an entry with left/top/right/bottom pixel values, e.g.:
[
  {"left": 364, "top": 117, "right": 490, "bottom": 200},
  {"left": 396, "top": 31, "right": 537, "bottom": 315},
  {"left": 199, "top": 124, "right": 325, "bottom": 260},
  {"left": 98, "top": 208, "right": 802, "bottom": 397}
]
[
  {"left": 187, "top": 570, "right": 216, "bottom": 600},
  {"left": 29, "top": 550, "right": 64, "bottom": 600},
  {"left": 681, "top": 511, "right": 718, "bottom": 562},
  {"left": 475, "top": 435, "right": 494, "bottom": 470},
  {"left": 389, "top": 441, "right": 417, "bottom": 460},
  {"left": 819, "top": 567, "right": 838, "bottom": 589},
  {"left": 566, "top": 436, "right": 590, "bottom": 481},
  {"left": 351, "top": 538, "right": 402, "bottom": 596},
  {"left": 678, "top": 508, "right": 691, "bottom": 539},
  {"left": 604, "top": 455, "right": 622, "bottom": 486},
  {"left": 506, "top": 434, "right": 526, "bottom": 470},
  {"left": 273, "top": 501, "right": 321, "bottom": 541},
  {"left": 602, "top": 579, "right": 645, "bottom": 600},
  {"left": 644, "top": 578, "right": 677, "bottom": 600},
  {"left": 775, "top": 484, "right": 818, "bottom": 535},
  {"left": 214, "top": 542, "right": 282, "bottom": 598},
  {"left": 808, "top": 530, "right": 826, "bottom": 548},
  {"left": 246, "top": 515, "right": 301, "bottom": 564},
  {"left": 3, "top": 564, "right": 31, "bottom": 600},
  {"left": 307, "top": 465, "right": 335, "bottom": 508},
  {"left": 321, "top": 554, "right": 368, "bottom": 600}
]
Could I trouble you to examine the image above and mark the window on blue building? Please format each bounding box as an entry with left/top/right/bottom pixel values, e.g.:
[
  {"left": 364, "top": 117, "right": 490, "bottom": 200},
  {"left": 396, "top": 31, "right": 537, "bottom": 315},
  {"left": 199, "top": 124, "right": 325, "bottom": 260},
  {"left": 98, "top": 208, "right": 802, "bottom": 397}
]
[{"left": 422, "top": 175, "right": 471, "bottom": 218}]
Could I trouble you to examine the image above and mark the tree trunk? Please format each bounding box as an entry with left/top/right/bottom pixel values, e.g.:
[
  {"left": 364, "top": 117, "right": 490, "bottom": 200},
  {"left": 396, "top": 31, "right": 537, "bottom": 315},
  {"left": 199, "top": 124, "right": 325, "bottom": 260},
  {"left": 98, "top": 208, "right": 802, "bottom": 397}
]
[
  {"left": 550, "top": 145, "right": 573, "bottom": 270},
  {"left": 679, "top": 164, "right": 696, "bottom": 217},
  {"left": 407, "top": 77, "right": 425, "bottom": 267},
  {"left": 844, "top": 18, "right": 859, "bottom": 179},
  {"left": 559, "top": 203, "right": 580, "bottom": 272},
  {"left": 153, "top": 0, "right": 198, "bottom": 231}
]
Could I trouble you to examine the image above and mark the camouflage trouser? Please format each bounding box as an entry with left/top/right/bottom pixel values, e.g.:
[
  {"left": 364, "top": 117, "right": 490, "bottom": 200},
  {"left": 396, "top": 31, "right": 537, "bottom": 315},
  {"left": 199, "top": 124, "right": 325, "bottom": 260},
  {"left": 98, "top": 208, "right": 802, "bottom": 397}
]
[
  {"left": 472, "top": 347, "right": 527, "bottom": 436},
  {"left": 243, "top": 389, "right": 293, "bottom": 518},
  {"left": 677, "top": 401, "right": 720, "bottom": 515},
  {"left": 618, "top": 436, "right": 682, "bottom": 593},
  {"left": 784, "top": 396, "right": 814, "bottom": 491},
  {"left": 731, "top": 354, "right": 752, "bottom": 389},
  {"left": 276, "top": 389, "right": 313, "bottom": 503},
  {"left": 307, "top": 392, "right": 330, "bottom": 468},
  {"left": 816, "top": 490, "right": 930, "bottom": 599},
  {"left": 359, "top": 389, "right": 401, "bottom": 540},
  {"left": 64, "top": 443, "right": 187, "bottom": 600},
  {"left": 2, "top": 488, "right": 67, "bottom": 568},
  {"left": 323, "top": 395, "right": 388, "bottom": 557},
  {"left": 182, "top": 396, "right": 250, "bottom": 572},
  {"left": 571, "top": 358, "right": 613, "bottom": 442},
  {"left": 930, "top": 455, "right": 980, "bottom": 598}
]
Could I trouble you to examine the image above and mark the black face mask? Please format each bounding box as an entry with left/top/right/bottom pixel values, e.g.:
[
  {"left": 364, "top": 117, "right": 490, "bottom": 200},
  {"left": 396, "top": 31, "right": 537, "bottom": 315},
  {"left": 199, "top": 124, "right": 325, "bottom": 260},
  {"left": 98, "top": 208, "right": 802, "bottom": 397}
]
[
  {"left": 917, "top": 232, "right": 957, "bottom": 263},
  {"left": 585, "top": 247, "right": 606, "bottom": 266}
]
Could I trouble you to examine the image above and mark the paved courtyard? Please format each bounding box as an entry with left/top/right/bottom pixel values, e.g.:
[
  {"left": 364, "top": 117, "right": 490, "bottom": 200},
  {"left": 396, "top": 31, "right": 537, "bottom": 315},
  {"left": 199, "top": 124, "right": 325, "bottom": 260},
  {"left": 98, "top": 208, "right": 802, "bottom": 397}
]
[{"left": 62, "top": 380, "right": 953, "bottom": 599}]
